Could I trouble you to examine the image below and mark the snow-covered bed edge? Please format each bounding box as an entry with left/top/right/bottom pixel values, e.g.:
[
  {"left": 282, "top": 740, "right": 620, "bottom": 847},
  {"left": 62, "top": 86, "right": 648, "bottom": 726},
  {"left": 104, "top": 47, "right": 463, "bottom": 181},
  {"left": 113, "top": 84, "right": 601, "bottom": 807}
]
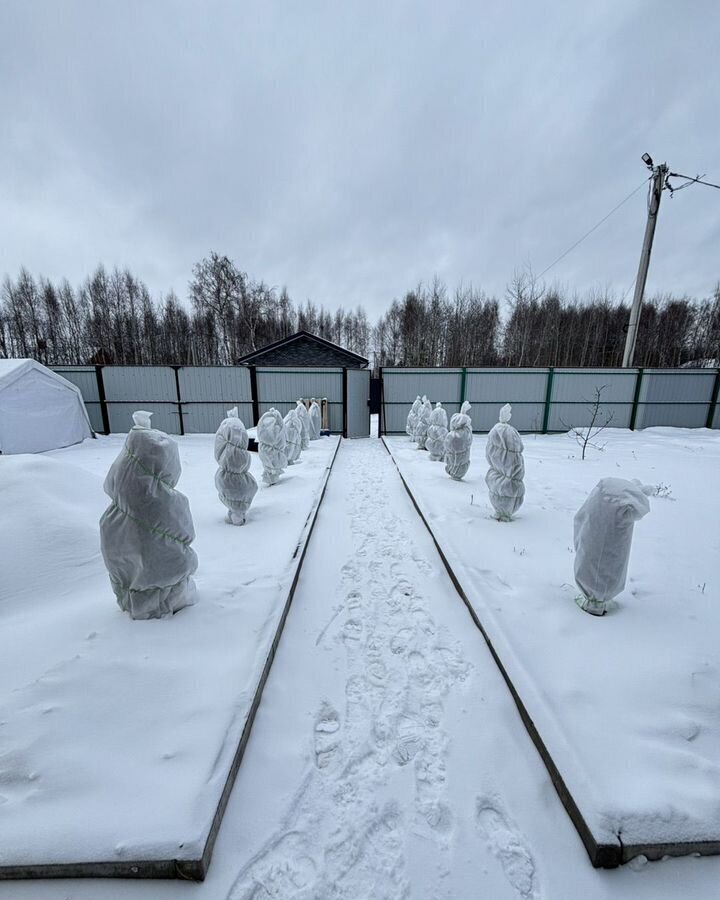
[
  {"left": 381, "top": 437, "right": 720, "bottom": 869},
  {"left": 0, "top": 438, "right": 342, "bottom": 884}
]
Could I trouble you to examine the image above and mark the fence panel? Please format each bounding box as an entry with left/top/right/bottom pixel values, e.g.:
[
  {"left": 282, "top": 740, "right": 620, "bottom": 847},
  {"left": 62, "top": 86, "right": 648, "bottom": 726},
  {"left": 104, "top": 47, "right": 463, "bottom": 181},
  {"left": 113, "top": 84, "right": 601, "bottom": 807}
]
[
  {"left": 256, "top": 368, "right": 344, "bottom": 432},
  {"left": 548, "top": 369, "right": 637, "bottom": 431},
  {"left": 636, "top": 369, "right": 718, "bottom": 429},
  {"left": 382, "top": 368, "right": 463, "bottom": 434},
  {"left": 52, "top": 366, "right": 104, "bottom": 433},
  {"left": 382, "top": 366, "right": 719, "bottom": 433},
  {"left": 178, "top": 367, "right": 253, "bottom": 433},
  {"left": 465, "top": 368, "right": 548, "bottom": 432},
  {"left": 346, "top": 369, "right": 370, "bottom": 438},
  {"left": 102, "top": 366, "right": 180, "bottom": 434}
]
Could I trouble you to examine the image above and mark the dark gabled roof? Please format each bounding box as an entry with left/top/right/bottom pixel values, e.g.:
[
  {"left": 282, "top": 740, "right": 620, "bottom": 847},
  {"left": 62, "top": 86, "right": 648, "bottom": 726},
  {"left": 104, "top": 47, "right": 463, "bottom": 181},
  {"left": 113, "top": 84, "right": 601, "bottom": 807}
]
[{"left": 236, "top": 330, "right": 368, "bottom": 367}]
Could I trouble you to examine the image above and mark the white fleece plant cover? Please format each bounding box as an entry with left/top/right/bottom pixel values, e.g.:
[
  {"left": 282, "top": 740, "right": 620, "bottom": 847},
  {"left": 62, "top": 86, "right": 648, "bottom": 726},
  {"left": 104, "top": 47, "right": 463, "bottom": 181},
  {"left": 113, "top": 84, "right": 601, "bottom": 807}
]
[
  {"left": 309, "top": 399, "right": 321, "bottom": 440},
  {"left": 258, "top": 408, "right": 288, "bottom": 485},
  {"left": 574, "top": 477, "right": 651, "bottom": 615},
  {"left": 0, "top": 358, "right": 92, "bottom": 454},
  {"left": 414, "top": 397, "right": 432, "bottom": 449},
  {"left": 215, "top": 408, "right": 258, "bottom": 525},
  {"left": 99, "top": 411, "right": 198, "bottom": 620},
  {"left": 406, "top": 395, "right": 422, "bottom": 439},
  {"left": 485, "top": 404, "right": 525, "bottom": 520},
  {"left": 444, "top": 401, "right": 472, "bottom": 479},
  {"left": 284, "top": 408, "right": 303, "bottom": 465},
  {"left": 426, "top": 402, "right": 448, "bottom": 460},
  {"left": 296, "top": 400, "right": 311, "bottom": 449}
]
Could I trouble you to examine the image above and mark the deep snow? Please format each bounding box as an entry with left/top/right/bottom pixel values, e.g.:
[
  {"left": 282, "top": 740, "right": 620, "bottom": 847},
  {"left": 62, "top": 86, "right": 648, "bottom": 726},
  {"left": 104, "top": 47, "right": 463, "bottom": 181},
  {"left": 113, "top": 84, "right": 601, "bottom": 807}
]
[
  {"left": 386, "top": 427, "right": 720, "bottom": 851},
  {"left": 0, "top": 434, "right": 338, "bottom": 867},
  {"left": 0, "top": 431, "right": 719, "bottom": 899}
]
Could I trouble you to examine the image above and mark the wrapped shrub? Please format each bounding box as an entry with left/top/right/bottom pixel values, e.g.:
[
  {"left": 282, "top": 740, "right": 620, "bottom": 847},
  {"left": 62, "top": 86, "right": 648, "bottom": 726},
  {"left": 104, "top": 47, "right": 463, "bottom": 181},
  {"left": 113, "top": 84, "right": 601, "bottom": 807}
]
[
  {"left": 414, "top": 397, "right": 433, "bottom": 449},
  {"left": 284, "top": 407, "right": 303, "bottom": 464},
  {"left": 215, "top": 407, "right": 258, "bottom": 525},
  {"left": 444, "top": 401, "right": 472, "bottom": 480},
  {"left": 100, "top": 410, "right": 197, "bottom": 619},
  {"left": 296, "top": 399, "right": 311, "bottom": 450},
  {"left": 574, "top": 477, "right": 652, "bottom": 615},
  {"left": 426, "top": 403, "right": 448, "bottom": 460},
  {"left": 406, "top": 396, "right": 422, "bottom": 439},
  {"left": 257, "top": 407, "right": 288, "bottom": 485},
  {"left": 485, "top": 404, "right": 525, "bottom": 520}
]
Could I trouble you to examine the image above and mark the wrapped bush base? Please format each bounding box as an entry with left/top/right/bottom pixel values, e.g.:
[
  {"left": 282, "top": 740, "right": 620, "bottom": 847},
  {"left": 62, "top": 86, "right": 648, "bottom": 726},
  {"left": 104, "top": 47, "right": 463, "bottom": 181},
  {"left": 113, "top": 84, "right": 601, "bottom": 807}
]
[
  {"left": 257, "top": 408, "right": 288, "bottom": 485},
  {"left": 485, "top": 404, "right": 525, "bottom": 520},
  {"left": 426, "top": 403, "right": 448, "bottom": 460},
  {"left": 284, "top": 408, "right": 303, "bottom": 464},
  {"left": 100, "top": 410, "right": 198, "bottom": 620},
  {"left": 406, "top": 396, "right": 422, "bottom": 439},
  {"left": 214, "top": 407, "right": 258, "bottom": 525},
  {"left": 444, "top": 401, "right": 472, "bottom": 480},
  {"left": 573, "top": 477, "right": 652, "bottom": 616},
  {"left": 296, "top": 399, "right": 311, "bottom": 450},
  {"left": 309, "top": 399, "right": 322, "bottom": 440},
  {"left": 414, "top": 397, "right": 433, "bottom": 449}
]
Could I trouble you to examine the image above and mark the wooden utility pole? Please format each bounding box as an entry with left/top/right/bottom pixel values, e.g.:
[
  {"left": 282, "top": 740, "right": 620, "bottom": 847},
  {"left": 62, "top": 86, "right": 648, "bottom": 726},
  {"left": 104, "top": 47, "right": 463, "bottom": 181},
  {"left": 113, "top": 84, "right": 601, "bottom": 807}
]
[{"left": 622, "top": 160, "right": 668, "bottom": 367}]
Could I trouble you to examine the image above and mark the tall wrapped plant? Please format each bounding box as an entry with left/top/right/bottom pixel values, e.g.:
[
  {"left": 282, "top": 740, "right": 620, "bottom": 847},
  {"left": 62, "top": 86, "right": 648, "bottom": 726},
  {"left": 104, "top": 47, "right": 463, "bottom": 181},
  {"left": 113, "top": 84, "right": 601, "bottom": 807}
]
[
  {"left": 414, "top": 397, "right": 433, "bottom": 449},
  {"left": 296, "top": 399, "right": 311, "bottom": 449},
  {"left": 99, "top": 410, "right": 197, "bottom": 619},
  {"left": 444, "top": 401, "right": 472, "bottom": 480},
  {"left": 215, "top": 407, "right": 258, "bottom": 525},
  {"left": 426, "top": 402, "right": 448, "bottom": 460},
  {"left": 309, "top": 398, "right": 322, "bottom": 440},
  {"left": 284, "top": 407, "right": 303, "bottom": 464},
  {"left": 406, "top": 396, "right": 422, "bottom": 439},
  {"left": 485, "top": 404, "right": 525, "bottom": 520},
  {"left": 257, "top": 408, "right": 288, "bottom": 485}
]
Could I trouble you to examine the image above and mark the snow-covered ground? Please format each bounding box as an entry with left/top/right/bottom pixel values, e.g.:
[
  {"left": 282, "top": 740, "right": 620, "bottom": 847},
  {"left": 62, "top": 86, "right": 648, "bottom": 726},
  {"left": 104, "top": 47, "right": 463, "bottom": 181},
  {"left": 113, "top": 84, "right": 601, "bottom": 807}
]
[
  {"left": 386, "top": 427, "right": 720, "bottom": 855},
  {"left": 0, "top": 434, "right": 338, "bottom": 870},
  {"left": 1, "top": 429, "right": 719, "bottom": 898}
]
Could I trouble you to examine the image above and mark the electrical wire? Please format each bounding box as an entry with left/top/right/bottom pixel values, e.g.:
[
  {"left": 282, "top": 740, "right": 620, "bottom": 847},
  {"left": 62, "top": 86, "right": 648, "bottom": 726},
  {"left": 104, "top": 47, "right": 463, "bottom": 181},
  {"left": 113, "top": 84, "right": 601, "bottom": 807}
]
[
  {"left": 536, "top": 177, "right": 651, "bottom": 280},
  {"left": 668, "top": 172, "right": 720, "bottom": 191}
]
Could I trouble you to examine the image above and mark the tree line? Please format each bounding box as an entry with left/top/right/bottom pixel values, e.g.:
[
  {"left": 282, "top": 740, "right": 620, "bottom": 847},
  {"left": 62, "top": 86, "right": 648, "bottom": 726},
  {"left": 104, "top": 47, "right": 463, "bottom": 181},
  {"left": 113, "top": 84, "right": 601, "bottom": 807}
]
[{"left": 1, "top": 253, "right": 718, "bottom": 369}]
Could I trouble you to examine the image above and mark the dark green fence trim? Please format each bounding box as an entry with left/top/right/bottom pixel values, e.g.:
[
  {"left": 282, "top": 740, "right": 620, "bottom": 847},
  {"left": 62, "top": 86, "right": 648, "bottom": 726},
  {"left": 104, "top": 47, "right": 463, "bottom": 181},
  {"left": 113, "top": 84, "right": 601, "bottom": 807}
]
[
  {"left": 94, "top": 365, "right": 110, "bottom": 435},
  {"left": 460, "top": 367, "right": 467, "bottom": 405},
  {"left": 542, "top": 367, "right": 555, "bottom": 434},
  {"left": 706, "top": 370, "right": 720, "bottom": 429},
  {"left": 631, "top": 367, "right": 642, "bottom": 430}
]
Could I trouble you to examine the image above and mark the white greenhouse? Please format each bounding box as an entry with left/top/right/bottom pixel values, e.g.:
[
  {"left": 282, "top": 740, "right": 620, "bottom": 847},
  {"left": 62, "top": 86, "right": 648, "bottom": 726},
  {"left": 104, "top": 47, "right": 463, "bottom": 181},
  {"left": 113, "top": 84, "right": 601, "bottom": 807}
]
[{"left": 0, "top": 358, "right": 93, "bottom": 454}]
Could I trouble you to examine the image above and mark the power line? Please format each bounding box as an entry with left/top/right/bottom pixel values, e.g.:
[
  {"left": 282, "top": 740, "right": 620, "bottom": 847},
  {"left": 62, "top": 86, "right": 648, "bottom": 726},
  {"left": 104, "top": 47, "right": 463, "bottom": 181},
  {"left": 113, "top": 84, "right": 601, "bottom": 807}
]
[
  {"left": 667, "top": 172, "right": 720, "bottom": 192},
  {"left": 537, "top": 177, "right": 651, "bottom": 281}
]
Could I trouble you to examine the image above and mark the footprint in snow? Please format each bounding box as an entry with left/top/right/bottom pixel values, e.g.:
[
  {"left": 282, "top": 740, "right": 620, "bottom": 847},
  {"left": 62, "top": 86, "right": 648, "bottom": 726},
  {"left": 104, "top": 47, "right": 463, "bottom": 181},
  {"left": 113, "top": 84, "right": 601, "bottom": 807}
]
[
  {"left": 476, "top": 796, "right": 540, "bottom": 899},
  {"left": 227, "top": 830, "right": 317, "bottom": 900},
  {"left": 314, "top": 702, "right": 341, "bottom": 771}
]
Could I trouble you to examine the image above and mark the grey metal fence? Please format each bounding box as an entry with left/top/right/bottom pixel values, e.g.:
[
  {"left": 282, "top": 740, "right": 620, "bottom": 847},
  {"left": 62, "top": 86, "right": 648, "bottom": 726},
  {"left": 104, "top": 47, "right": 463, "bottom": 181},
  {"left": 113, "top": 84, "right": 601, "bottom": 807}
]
[
  {"left": 53, "top": 365, "right": 368, "bottom": 436},
  {"left": 380, "top": 366, "right": 720, "bottom": 433}
]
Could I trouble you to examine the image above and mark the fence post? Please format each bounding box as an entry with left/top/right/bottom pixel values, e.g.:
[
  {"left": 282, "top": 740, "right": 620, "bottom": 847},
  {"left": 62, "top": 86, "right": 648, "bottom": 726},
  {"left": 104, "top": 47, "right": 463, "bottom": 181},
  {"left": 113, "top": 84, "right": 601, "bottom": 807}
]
[
  {"left": 542, "top": 367, "right": 554, "bottom": 434},
  {"left": 706, "top": 369, "right": 720, "bottom": 429},
  {"left": 630, "top": 367, "right": 644, "bottom": 430},
  {"left": 460, "top": 367, "right": 467, "bottom": 407},
  {"left": 249, "top": 365, "right": 260, "bottom": 427},
  {"left": 172, "top": 366, "right": 185, "bottom": 436},
  {"left": 342, "top": 367, "right": 348, "bottom": 438},
  {"left": 379, "top": 367, "right": 384, "bottom": 437},
  {"left": 95, "top": 365, "right": 110, "bottom": 435}
]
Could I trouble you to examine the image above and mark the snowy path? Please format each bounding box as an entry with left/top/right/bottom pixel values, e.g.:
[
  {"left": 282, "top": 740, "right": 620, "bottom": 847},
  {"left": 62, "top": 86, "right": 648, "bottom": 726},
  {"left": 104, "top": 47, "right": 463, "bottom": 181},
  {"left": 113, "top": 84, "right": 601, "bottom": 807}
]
[
  {"left": 225, "top": 438, "right": 539, "bottom": 899},
  {"left": 2, "top": 436, "right": 718, "bottom": 899}
]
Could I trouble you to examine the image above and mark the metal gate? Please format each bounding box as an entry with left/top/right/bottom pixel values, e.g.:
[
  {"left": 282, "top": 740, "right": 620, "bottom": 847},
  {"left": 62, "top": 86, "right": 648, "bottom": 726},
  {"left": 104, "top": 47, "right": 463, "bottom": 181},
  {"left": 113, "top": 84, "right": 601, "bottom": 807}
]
[{"left": 344, "top": 369, "right": 370, "bottom": 438}]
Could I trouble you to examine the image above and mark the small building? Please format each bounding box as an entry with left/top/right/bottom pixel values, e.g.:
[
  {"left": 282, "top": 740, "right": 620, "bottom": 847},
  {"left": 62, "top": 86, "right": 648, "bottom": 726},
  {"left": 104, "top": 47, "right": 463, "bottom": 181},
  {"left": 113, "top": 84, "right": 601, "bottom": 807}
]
[{"left": 237, "top": 331, "right": 368, "bottom": 369}]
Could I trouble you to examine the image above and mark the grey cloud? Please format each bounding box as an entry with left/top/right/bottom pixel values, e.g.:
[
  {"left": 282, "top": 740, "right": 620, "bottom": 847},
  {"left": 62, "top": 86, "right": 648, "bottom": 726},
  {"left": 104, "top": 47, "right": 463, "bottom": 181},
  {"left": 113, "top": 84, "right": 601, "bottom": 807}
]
[{"left": 1, "top": 0, "right": 718, "bottom": 318}]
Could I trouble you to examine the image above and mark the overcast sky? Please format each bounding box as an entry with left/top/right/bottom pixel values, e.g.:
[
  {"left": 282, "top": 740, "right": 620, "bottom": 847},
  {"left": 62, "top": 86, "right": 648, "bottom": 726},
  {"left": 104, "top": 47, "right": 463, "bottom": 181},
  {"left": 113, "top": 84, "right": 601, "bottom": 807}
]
[{"left": 1, "top": 0, "right": 719, "bottom": 318}]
